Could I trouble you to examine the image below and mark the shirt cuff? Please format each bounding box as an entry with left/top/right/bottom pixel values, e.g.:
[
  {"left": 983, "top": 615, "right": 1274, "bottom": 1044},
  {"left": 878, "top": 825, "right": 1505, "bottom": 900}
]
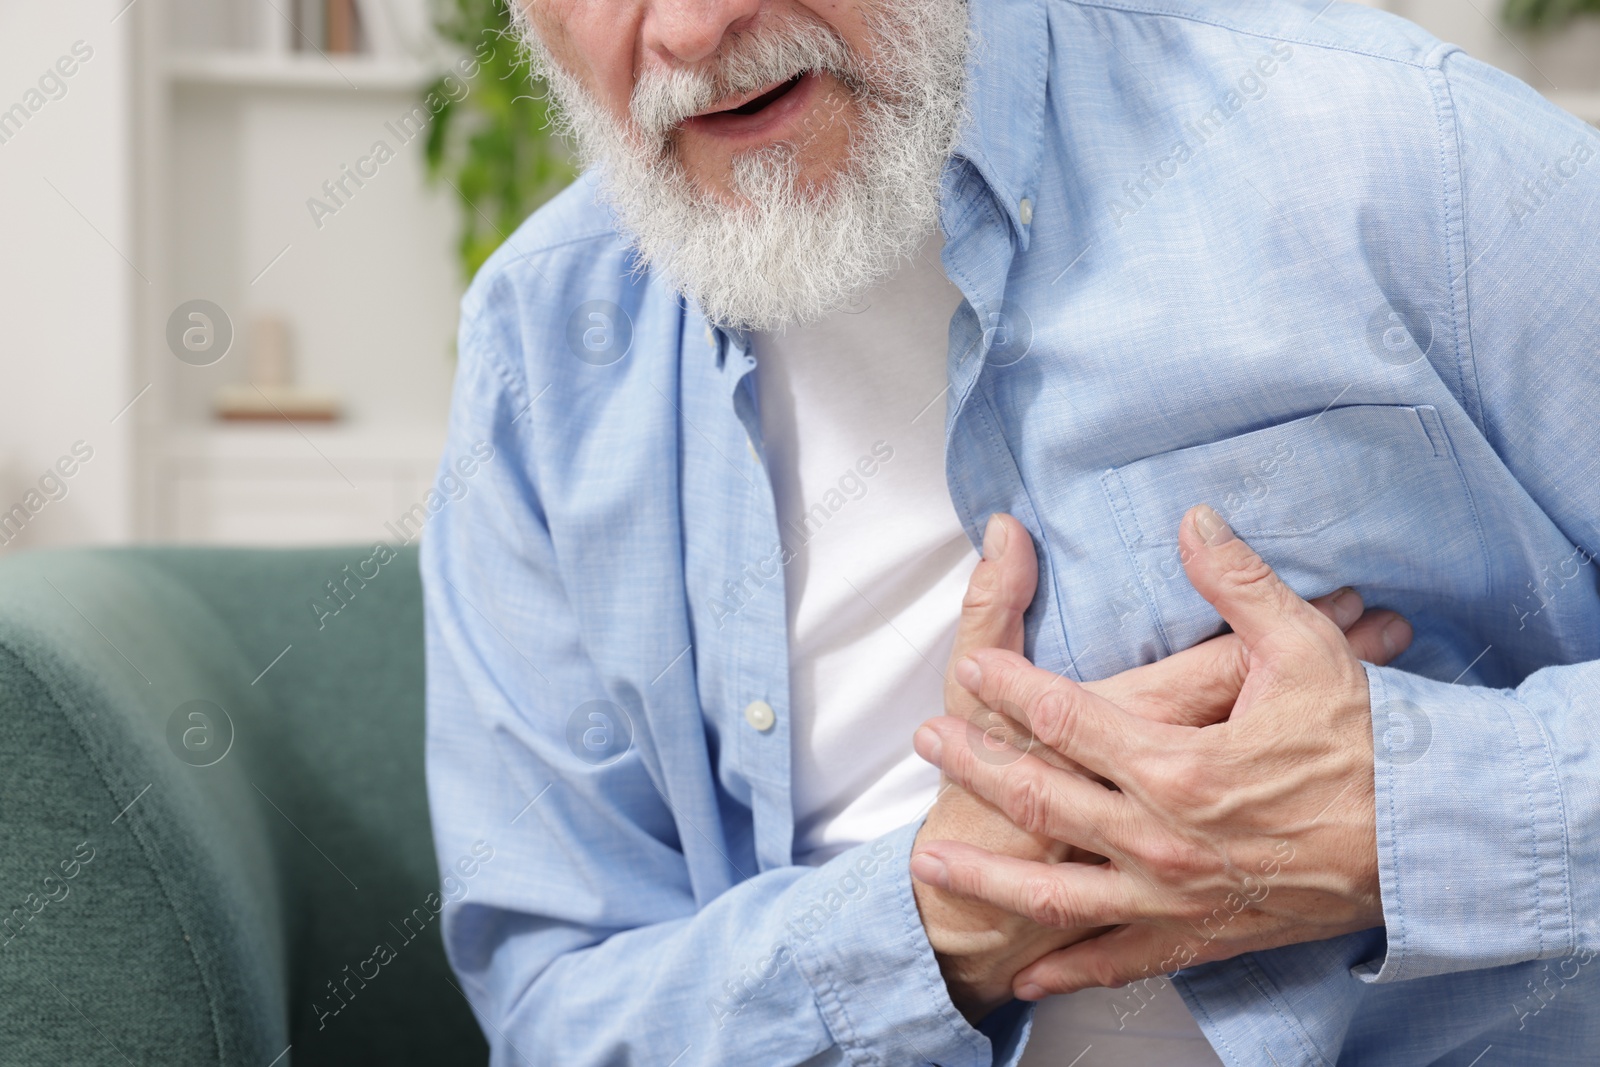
[
  {"left": 1358, "top": 662, "right": 1572, "bottom": 982},
  {"left": 789, "top": 817, "right": 1031, "bottom": 1066}
]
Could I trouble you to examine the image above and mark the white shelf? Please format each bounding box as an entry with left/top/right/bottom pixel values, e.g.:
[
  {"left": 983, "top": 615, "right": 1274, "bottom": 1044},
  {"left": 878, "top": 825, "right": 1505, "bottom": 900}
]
[
  {"left": 158, "top": 422, "right": 448, "bottom": 465},
  {"left": 152, "top": 423, "right": 450, "bottom": 545},
  {"left": 166, "top": 50, "right": 443, "bottom": 92}
]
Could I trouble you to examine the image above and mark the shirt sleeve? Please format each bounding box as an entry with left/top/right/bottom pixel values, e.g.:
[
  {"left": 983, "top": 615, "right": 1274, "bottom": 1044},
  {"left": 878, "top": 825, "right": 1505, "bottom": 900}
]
[
  {"left": 1352, "top": 50, "right": 1600, "bottom": 984},
  {"left": 421, "top": 285, "right": 1029, "bottom": 1066}
]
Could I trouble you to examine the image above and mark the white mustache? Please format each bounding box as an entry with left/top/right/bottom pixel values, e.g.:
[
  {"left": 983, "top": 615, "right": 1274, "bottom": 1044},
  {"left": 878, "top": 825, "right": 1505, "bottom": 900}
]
[{"left": 629, "top": 15, "right": 856, "bottom": 138}]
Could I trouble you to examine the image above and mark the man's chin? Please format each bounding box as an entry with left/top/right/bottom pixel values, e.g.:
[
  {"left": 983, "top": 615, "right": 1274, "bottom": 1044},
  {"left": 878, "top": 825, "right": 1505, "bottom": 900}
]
[
  {"left": 602, "top": 140, "right": 942, "bottom": 330},
  {"left": 682, "top": 163, "right": 848, "bottom": 214}
]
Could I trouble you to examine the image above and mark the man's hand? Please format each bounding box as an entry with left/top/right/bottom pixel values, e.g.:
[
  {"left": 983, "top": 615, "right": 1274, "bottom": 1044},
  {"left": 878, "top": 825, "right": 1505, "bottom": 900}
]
[
  {"left": 913, "top": 514, "right": 1085, "bottom": 1023},
  {"left": 911, "top": 504, "right": 1412, "bottom": 1003},
  {"left": 914, "top": 511, "right": 1412, "bottom": 1019}
]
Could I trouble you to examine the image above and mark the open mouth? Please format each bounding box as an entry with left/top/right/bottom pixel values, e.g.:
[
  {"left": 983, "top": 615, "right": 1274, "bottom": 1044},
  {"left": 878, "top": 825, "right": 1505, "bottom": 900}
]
[
  {"left": 720, "top": 73, "right": 805, "bottom": 116},
  {"left": 692, "top": 71, "right": 809, "bottom": 120},
  {"left": 680, "top": 70, "right": 823, "bottom": 141}
]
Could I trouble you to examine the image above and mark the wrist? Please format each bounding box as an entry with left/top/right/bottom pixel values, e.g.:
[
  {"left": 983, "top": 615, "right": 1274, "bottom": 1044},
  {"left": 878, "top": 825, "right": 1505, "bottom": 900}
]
[{"left": 911, "top": 782, "right": 1113, "bottom": 1021}]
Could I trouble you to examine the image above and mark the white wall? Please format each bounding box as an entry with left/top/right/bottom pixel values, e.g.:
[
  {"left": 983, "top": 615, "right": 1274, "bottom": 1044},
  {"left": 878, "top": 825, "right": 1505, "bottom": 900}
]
[
  {"left": 1393, "top": 0, "right": 1600, "bottom": 94},
  {"left": 0, "top": 0, "right": 136, "bottom": 552},
  {"left": 166, "top": 83, "right": 461, "bottom": 427}
]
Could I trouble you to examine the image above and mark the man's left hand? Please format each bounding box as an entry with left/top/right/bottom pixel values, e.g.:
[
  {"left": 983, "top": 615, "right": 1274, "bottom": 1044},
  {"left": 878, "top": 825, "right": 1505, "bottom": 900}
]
[{"left": 909, "top": 503, "right": 1398, "bottom": 1000}]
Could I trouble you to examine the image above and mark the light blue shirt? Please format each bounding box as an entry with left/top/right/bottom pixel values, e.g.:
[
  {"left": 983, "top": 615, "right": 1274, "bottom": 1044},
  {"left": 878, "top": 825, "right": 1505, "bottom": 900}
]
[{"left": 420, "top": 0, "right": 1600, "bottom": 1063}]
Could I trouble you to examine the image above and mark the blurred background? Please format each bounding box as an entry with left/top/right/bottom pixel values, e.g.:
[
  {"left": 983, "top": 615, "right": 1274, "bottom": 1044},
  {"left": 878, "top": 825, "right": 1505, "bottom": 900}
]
[{"left": 0, "top": 0, "right": 1594, "bottom": 551}]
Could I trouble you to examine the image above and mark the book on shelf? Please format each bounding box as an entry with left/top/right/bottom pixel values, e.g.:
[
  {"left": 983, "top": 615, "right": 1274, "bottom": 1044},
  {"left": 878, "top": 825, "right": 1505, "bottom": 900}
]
[{"left": 290, "top": 0, "right": 366, "bottom": 54}]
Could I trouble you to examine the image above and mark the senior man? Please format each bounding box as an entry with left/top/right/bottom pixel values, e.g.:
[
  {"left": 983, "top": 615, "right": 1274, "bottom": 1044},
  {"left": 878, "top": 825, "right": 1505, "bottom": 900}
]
[{"left": 420, "top": 0, "right": 1600, "bottom": 1062}]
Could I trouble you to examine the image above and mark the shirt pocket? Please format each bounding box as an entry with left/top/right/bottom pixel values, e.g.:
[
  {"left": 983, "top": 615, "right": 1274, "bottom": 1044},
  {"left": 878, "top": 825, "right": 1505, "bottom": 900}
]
[{"left": 1099, "top": 403, "right": 1490, "bottom": 657}]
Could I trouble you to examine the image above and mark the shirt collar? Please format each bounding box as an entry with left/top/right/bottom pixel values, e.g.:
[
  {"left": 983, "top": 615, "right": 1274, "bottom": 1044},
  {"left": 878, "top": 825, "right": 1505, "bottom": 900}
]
[{"left": 948, "top": 0, "right": 1050, "bottom": 250}]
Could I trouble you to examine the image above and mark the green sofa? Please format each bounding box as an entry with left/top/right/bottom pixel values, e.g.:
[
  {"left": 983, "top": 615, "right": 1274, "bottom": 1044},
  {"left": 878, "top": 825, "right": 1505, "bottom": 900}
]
[{"left": 0, "top": 546, "right": 487, "bottom": 1066}]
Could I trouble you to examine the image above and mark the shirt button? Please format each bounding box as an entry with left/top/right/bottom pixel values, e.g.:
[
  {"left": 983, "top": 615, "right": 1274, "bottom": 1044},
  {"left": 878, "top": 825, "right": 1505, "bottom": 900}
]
[
  {"left": 1019, "top": 197, "right": 1033, "bottom": 225},
  {"left": 743, "top": 700, "right": 776, "bottom": 732}
]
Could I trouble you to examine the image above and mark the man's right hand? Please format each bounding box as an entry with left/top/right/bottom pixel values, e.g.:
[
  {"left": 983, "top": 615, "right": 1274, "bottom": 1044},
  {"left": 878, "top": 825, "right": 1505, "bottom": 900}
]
[{"left": 912, "top": 513, "right": 1413, "bottom": 1022}]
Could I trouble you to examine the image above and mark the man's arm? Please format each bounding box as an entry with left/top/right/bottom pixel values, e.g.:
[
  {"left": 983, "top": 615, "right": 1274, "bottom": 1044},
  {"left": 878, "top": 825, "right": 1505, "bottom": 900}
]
[
  {"left": 422, "top": 300, "right": 1010, "bottom": 1067},
  {"left": 911, "top": 51, "right": 1600, "bottom": 1001},
  {"left": 1352, "top": 49, "right": 1600, "bottom": 984}
]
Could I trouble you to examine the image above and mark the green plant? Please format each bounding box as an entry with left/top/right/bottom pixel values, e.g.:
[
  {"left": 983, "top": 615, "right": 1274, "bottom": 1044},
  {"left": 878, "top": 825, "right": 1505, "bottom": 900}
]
[
  {"left": 1502, "top": 0, "right": 1600, "bottom": 30},
  {"left": 424, "top": 0, "right": 576, "bottom": 281}
]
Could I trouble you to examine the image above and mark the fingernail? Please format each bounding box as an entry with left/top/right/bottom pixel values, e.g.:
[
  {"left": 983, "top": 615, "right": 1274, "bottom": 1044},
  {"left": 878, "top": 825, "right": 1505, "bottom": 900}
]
[
  {"left": 1381, "top": 616, "right": 1412, "bottom": 657},
  {"left": 1333, "top": 587, "right": 1362, "bottom": 628},
  {"left": 1193, "top": 504, "right": 1235, "bottom": 546},
  {"left": 954, "top": 656, "right": 983, "bottom": 693},
  {"left": 913, "top": 725, "right": 943, "bottom": 764},
  {"left": 910, "top": 852, "right": 950, "bottom": 890},
  {"left": 1016, "top": 983, "right": 1046, "bottom": 1001},
  {"left": 982, "top": 514, "right": 1007, "bottom": 560}
]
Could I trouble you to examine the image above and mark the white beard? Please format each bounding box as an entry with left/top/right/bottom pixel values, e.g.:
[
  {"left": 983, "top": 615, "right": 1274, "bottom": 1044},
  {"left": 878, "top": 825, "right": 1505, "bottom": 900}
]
[{"left": 513, "top": 0, "right": 972, "bottom": 331}]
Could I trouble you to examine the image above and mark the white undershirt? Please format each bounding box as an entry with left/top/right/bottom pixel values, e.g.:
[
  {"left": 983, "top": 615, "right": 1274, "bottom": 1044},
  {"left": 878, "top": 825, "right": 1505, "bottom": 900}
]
[{"left": 752, "top": 231, "right": 1222, "bottom": 1066}]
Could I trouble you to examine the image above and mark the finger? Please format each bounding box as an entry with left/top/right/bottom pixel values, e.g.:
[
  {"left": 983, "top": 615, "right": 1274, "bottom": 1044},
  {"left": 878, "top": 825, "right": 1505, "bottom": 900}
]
[
  {"left": 957, "top": 698, "right": 1082, "bottom": 774},
  {"left": 947, "top": 514, "right": 1037, "bottom": 723},
  {"left": 1298, "top": 588, "right": 1414, "bottom": 668},
  {"left": 954, "top": 648, "right": 1185, "bottom": 780},
  {"left": 1086, "top": 634, "right": 1250, "bottom": 730},
  {"left": 914, "top": 716, "right": 1130, "bottom": 850},
  {"left": 1179, "top": 503, "right": 1335, "bottom": 654},
  {"left": 1311, "top": 585, "right": 1365, "bottom": 631},
  {"left": 1013, "top": 924, "right": 1184, "bottom": 998},
  {"left": 1341, "top": 608, "right": 1413, "bottom": 664},
  {"left": 1095, "top": 588, "right": 1387, "bottom": 729},
  {"left": 908, "top": 840, "right": 1146, "bottom": 929}
]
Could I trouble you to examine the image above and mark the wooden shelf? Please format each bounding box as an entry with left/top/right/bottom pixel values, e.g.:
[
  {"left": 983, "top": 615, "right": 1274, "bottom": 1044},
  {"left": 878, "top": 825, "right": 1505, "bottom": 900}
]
[{"left": 165, "top": 51, "right": 443, "bottom": 92}]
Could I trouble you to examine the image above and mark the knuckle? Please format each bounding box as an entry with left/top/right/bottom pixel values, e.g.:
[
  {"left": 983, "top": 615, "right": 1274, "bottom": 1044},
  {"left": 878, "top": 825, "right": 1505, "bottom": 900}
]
[
  {"left": 1221, "top": 639, "right": 1253, "bottom": 696},
  {"left": 1333, "top": 652, "right": 1369, "bottom": 689},
  {"left": 1005, "top": 772, "right": 1052, "bottom": 838},
  {"left": 1219, "top": 546, "right": 1275, "bottom": 591},
  {"left": 1161, "top": 756, "right": 1212, "bottom": 806},
  {"left": 1023, "top": 876, "right": 1079, "bottom": 929},
  {"left": 1088, "top": 953, "right": 1127, "bottom": 989},
  {"left": 1027, "top": 685, "right": 1076, "bottom": 750},
  {"left": 959, "top": 562, "right": 1001, "bottom": 615}
]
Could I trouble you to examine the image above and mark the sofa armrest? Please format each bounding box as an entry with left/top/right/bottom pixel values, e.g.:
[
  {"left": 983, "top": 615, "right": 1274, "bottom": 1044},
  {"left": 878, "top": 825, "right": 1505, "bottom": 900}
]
[{"left": 0, "top": 552, "right": 287, "bottom": 1066}]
